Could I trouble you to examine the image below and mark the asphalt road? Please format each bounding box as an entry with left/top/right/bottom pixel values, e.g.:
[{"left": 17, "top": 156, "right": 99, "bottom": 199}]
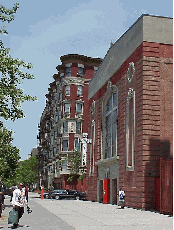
[{"left": 0, "top": 194, "right": 75, "bottom": 230}]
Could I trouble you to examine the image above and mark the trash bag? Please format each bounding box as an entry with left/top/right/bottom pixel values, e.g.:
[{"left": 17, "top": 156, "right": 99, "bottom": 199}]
[{"left": 8, "top": 210, "right": 18, "bottom": 224}]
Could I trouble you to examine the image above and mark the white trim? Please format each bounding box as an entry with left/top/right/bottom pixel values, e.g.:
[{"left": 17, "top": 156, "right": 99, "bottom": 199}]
[
  {"left": 78, "top": 63, "right": 84, "bottom": 68},
  {"left": 126, "top": 89, "right": 135, "bottom": 171}
]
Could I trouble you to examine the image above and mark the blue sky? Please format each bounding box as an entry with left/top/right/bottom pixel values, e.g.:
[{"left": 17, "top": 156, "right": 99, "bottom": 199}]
[{"left": 0, "top": 0, "right": 173, "bottom": 160}]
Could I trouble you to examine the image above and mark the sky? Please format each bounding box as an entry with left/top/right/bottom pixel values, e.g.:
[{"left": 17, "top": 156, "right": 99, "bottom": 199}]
[{"left": 0, "top": 0, "right": 173, "bottom": 160}]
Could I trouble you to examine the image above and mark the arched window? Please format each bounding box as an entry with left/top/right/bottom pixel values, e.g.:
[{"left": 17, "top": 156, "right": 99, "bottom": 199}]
[
  {"left": 102, "top": 81, "right": 118, "bottom": 160},
  {"left": 105, "top": 92, "right": 117, "bottom": 158}
]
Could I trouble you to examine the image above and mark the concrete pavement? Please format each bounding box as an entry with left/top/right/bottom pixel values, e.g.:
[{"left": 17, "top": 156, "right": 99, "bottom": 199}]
[
  {"left": 32, "top": 193, "right": 173, "bottom": 230},
  {"left": 0, "top": 193, "right": 75, "bottom": 230},
  {"left": 0, "top": 192, "right": 173, "bottom": 230}
]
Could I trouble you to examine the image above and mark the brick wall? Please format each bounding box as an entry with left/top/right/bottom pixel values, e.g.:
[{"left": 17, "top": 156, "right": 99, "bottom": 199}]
[{"left": 86, "top": 41, "right": 173, "bottom": 210}]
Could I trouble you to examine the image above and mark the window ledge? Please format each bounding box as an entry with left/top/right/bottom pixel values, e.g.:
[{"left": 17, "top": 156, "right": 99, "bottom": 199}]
[{"left": 95, "top": 155, "right": 119, "bottom": 166}]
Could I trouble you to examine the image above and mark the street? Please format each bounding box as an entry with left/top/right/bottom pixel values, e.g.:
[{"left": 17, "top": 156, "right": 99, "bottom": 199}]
[{"left": 0, "top": 192, "right": 173, "bottom": 230}]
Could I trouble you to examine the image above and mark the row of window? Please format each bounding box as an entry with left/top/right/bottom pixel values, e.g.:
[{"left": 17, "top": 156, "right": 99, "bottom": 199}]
[
  {"left": 65, "top": 67, "right": 83, "bottom": 78},
  {"left": 49, "top": 139, "right": 81, "bottom": 158},
  {"left": 64, "top": 101, "right": 83, "bottom": 114},
  {"left": 50, "top": 121, "right": 82, "bottom": 144},
  {"left": 65, "top": 85, "right": 83, "bottom": 97}
]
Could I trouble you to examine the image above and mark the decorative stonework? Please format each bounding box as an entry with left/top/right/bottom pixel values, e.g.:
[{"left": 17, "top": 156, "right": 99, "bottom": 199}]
[
  {"left": 128, "top": 88, "right": 134, "bottom": 99},
  {"left": 68, "top": 122, "right": 76, "bottom": 133},
  {"left": 63, "top": 77, "right": 84, "bottom": 86},
  {"left": 127, "top": 62, "right": 135, "bottom": 83},
  {"left": 107, "top": 79, "right": 112, "bottom": 89}
]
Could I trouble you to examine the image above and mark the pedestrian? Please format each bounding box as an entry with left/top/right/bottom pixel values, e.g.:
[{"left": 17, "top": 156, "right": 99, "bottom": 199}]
[
  {"left": 25, "top": 184, "right": 29, "bottom": 202},
  {"left": 10, "top": 186, "right": 17, "bottom": 202},
  {"left": 11, "top": 182, "right": 30, "bottom": 228},
  {"left": 118, "top": 188, "right": 125, "bottom": 209},
  {"left": 48, "top": 184, "right": 54, "bottom": 200},
  {"left": 0, "top": 183, "right": 5, "bottom": 218}
]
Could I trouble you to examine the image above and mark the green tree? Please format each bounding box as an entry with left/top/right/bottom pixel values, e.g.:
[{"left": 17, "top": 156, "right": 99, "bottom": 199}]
[
  {"left": 0, "top": 3, "right": 37, "bottom": 121},
  {"left": 0, "top": 121, "right": 20, "bottom": 186},
  {"left": 14, "top": 156, "right": 38, "bottom": 186},
  {"left": 66, "top": 150, "right": 82, "bottom": 182}
]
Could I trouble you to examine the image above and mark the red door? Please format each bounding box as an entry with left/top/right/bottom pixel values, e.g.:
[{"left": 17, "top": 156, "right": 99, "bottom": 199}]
[
  {"left": 155, "top": 177, "right": 160, "bottom": 211},
  {"left": 103, "top": 179, "right": 110, "bottom": 204}
]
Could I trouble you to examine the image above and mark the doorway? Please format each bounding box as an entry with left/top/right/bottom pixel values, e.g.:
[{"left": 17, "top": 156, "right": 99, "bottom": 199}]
[
  {"left": 112, "top": 178, "right": 117, "bottom": 204},
  {"left": 99, "top": 180, "right": 103, "bottom": 203}
]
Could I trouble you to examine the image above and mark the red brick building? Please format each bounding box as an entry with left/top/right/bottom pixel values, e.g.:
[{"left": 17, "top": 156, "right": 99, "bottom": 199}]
[
  {"left": 86, "top": 15, "right": 173, "bottom": 213},
  {"left": 38, "top": 54, "right": 102, "bottom": 191}
]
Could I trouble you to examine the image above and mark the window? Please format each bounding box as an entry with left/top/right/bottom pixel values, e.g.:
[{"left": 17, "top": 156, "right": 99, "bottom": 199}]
[
  {"left": 78, "top": 67, "right": 83, "bottom": 76},
  {"left": 65, "top": 85, "right": 70, "bottom": 96},
  {"left": 66, "top": 67, "right": 71, "bottom": 77},
  {"left": 76, "top": 102, "right": 82, "bottom": 114},
  {"left": 89, "top": 121, "right": 95, "bottom": 176},
  {"left": 54, "top": 131, "right": 57, "bottom": 139},
  {"left": 58, "top": 110, "right": 61, "bottom": 120},
  {"left": 77, "top": 85, "right": 83, "bottom": 96},
  {"left": 126, "top": 88, "right": 135, "bottom": 171},
  {"left": 62, "top": 140, "right": 68, "bottom": 151},
  {"left": 50, "top": 150, "right": 53, "bottom": 158},
  {"left": 63, "top": 121, "right": 68, "bottom": 132},
  {"left": 62, "top": 160, "right": 67, "bottom": 171},
  {"left": 75, "top": 139, "right": 80, "bottom": 150},
  {"left": 55, "top": 115, "right": 58, "bottom": 123},
  {"left": 51, "top": 135, "right": 54, "bottom": 144},
  {"left": 64, "top": 102, "right": 70, "bottom": 113},
  {"left": 59, "top": 93, "right": 62, "bottom": 101},
  {"left": 105, "top": 92, "right": 117, "bottom": 159},
  {"left": 53, "top": 148, "right": 56, "bottom": 156},
  {"left": 76, "top": 122, "right": 81, "bottom": 134}
]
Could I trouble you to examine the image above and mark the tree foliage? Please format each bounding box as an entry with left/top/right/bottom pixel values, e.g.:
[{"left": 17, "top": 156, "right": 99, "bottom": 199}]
[
  {"left": 66, "top": 150, "right": 82, "bottom": 182},
  {"left": 0, "top": 121, "right": 20, "bottom": 185},
  {"left": 0, "top": 3, "right": 37, "bottom": 121},
  {"left": 14, "top": 156, "right": 38, "bottom": 186}
]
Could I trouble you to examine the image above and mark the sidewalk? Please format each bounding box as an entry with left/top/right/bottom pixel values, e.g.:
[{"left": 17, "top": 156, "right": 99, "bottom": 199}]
[
  {"left": 33, "top": 193, "right": 173, "bottom": 230},
  {"left": 0, "top": 193, "right": 173, "bottom": 230}
]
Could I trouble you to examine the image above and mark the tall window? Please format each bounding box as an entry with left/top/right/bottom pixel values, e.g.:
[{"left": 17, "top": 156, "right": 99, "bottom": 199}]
[
  {"left": 63, "top": 121, "right": 68, "bottom": 133},
  {"left": 54, "top": 131, "right": 57, "bottom": 139},
  {"left": 126, "top": 88, "right": 135, "bottom": 171},
  {"left": 51, "top": 135, "right": 54, "bottom": 144},
  {"left": 77, "top": 85, "right": 83, "bottom": 96},
  {"left": 105, "top": 92, "right": 117, "bottom": 159},
  {"left": 62, "top": 140, "right": 68, "bottom": 151},
  {"left": 65, "top": 85, "right": 70, "bottom": 96},
  {"left": 62, "top": 160, "right": 67, "bottom": 171},
  {"left": 76, "top": 122, "right": 81, "bottom": 134},
  {"left": 66, "top": 67, "right": 71, "bottom": 77},
  {"left": 75, "top": 139, "right": 80, "bottom": 150},
  {"left": 64, "top": 102, "right": 70, "bottom": 113},
  {"left": 89, "top": 121, "right": 95, "bottom": 176},
  {"left": 78, "top": 67, "right": 83, "bottom": 76},
  {"left": 58, "top": 110, "right": 61, "bottom": 120},
  {"left": 76, "top": 102, "right": 82, "bottom": 114}
]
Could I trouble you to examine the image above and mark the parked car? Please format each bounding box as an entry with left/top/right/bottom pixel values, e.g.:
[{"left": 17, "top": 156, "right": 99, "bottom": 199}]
[
  {"left": 43, "top": 190, "right": 60, "bottom": 199},
  {"left": 51, "top": 189, "right": 86, "bottom": 200}
]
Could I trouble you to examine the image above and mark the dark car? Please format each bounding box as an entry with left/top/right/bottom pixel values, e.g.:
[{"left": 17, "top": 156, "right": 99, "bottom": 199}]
[
  {"left": 43, "top": 190, "right": 60, "bottom": 199},
  {"left": 52, "top": 189, "right": 86, "bottom": 200}
]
